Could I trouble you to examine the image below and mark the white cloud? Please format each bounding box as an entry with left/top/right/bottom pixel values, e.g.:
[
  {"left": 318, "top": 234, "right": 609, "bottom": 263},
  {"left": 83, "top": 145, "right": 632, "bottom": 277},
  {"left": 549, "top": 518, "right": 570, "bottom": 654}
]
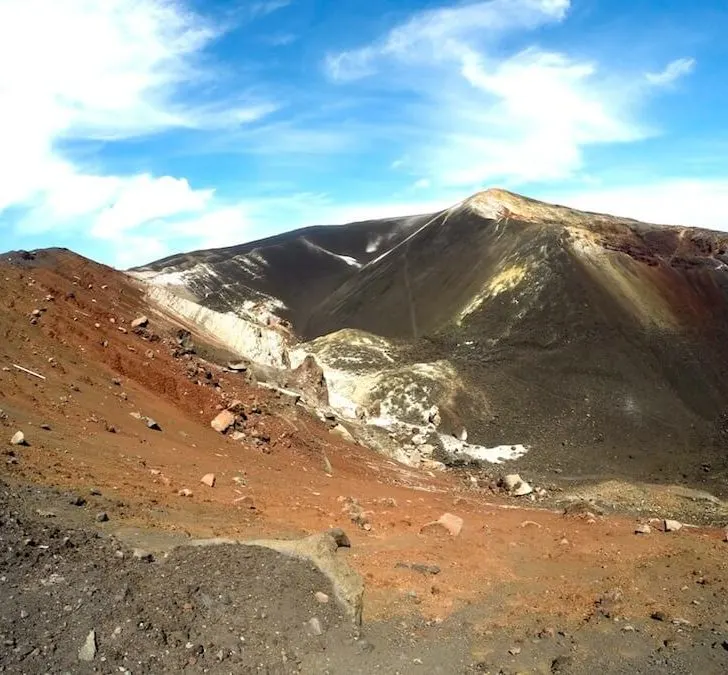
[
  {"left": 548, "top": 179, "right": 728, "bottom": 231},
  {"left": 326, "top": 0, "right": 569, "bottom": 81},
  {"left": 646, "top": 58, "right": 696, "bottom": 86},
  {"left": 0, "top": 0, "right": 277, "bottom": 255},
  {"left": 325, "top": 0, "right": 693, "bottom": 189}
]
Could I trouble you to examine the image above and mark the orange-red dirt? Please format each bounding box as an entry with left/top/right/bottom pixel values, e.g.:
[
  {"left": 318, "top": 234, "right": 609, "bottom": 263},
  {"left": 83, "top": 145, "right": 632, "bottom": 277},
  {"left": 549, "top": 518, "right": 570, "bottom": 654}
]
[{"left": 1, "top": 250, "right": 726, "bottom": 632}]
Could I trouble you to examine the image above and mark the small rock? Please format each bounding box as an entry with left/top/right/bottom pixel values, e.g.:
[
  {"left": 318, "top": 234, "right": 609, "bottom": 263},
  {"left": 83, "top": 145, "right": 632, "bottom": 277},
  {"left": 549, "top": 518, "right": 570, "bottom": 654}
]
[
  {"left": 622, "top": 625, "right": 636, "bottom": 632},
  {"left": 145, "top": 417, "right": 161, "bottom": 431},
  {"left": 509, "top": 646, "right": 521, "bottom": 656},
  {"left": 421, "top": 512, "right": 463, "bottom": 537},
  {"left": 131, "top": 315, "right": 148, "bottom": 329},
  {"left": 95, "top": 512, "right": 109, "bottom": 523},
  {"left": 502, "top": 474, "right": 522, "bottom": 490},
  {"left": 664, "top": 519, "right": 682, "bottom": 533},
  {"left": 308, "top": 617, "right": 323, "bottom": 636},
  {"left": 513, "top": 481, "right": 534, "bottom": 496},
  {"left": 635, "top": 524, "right": 651, "bottom": 535},
  {"left": 70, "top": 495, "right": 86, "bottom": 507},
  {"left": 178, "top": 488, "right": 193, "bottom": 497},
  {"left": 10, "top": 431, "right": 26, "bottom": 446},
  {"left": 651, "top": 610, "right": 668, "bottom": 622},
  {"left": 111, "top": 377, "right": 122, "bottom": 386},
  {"left": 200, "top": 473, "right": 216, "bottom": 488},
  {"left": 211, "top": 410, "right": 236, "bottom": 433},
  {"left": 315, "top": 592, "right": 330, "bottom": 604},
  {"left": 132, "top": 549, "right": 154, "bottom": 562},
  {"left": 40, "top": 423, "right": 51, "bottom": 431},
  {"left": 78, "top": 630, "right": 97, "bottom": 661}
]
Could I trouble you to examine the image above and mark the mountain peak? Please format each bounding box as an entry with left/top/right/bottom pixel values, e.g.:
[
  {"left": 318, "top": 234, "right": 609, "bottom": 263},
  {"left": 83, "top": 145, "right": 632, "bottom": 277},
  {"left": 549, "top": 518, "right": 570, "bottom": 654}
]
[{"left": 464, "top": 187, "right": 625, "bottom": 227}]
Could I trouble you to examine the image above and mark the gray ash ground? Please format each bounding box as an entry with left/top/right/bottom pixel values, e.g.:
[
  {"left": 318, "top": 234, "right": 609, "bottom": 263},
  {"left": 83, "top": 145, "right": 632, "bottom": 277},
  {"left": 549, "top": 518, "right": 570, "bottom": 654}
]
[{"left": 2, "top": 479, "right": 728, "bottom": 674}]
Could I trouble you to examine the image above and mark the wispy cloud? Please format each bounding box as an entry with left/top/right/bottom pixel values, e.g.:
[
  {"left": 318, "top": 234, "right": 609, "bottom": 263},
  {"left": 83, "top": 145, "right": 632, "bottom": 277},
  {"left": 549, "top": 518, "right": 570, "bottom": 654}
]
[
  {"left": 646, "top": 57, "right": 696, "bottom": 86},
  {"left": 325, "top": 0, "right": 695, "bottom": 189},
  {"left": 250, "top": 0, "right": 292, "bottom": 18}
]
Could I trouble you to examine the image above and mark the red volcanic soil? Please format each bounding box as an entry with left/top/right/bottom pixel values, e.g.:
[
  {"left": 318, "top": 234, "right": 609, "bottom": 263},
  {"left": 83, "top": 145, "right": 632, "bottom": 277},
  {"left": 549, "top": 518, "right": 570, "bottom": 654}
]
[{"left": 1, "top": 249, "right": 728, "bottom": 674}]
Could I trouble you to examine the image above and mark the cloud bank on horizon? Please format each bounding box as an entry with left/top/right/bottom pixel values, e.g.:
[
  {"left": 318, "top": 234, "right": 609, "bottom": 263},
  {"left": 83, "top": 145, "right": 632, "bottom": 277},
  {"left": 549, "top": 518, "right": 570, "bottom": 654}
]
[{"left": 0, "top": 0, "right": 726, "bottom": 266}]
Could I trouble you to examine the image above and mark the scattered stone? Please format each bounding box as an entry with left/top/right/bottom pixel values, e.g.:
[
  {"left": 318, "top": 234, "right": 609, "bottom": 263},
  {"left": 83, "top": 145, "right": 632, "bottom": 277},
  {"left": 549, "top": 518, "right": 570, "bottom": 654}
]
[
  {"left": 509, "top": 646, "right": 521, "bottom": 656},
  {"left": 230, "top": 431, "right": 246, "bottom": 441},
  {"left": 513, "top": 481, "right": 534, "bottom": 496},
  {"left": 31, "top": 308, "right": 42, "bottom": 317},
  {"left": 178, "top": 488, "right": 193, "bottom": 498},
  {"left": 132, "top": 549, "right": 154, "bottom": 562},
  {"left": 70, "top": 495, "right": 86, "bottom": 507},
  {"left": 145, "top": 417, "right": 161, "bottom": 431},
  {"left": 308, "top": 617, "right": 323, "bottom": 636},
  {"left": 201, "top": 473, "right": 216, "bottom": 488},
  {"left": 501, "top": 474, "right": 522, "bottom": 490},
  {"left": 131, "top": 315, "right": 149, "bottom": 329},
  {"left": 95, "top": 512, "right": 109, "bottom": 523},
  {"left": 111, "top": 377, "right": 121, "bottom": 386},
  {"left": 622, "top": 625, "right": 636, "bottom": 632},
  {"left": 10, "top": 431, "right": 26, "bottom": 446},
  {"left": 226, "top": 399, "right": 246, "bottom": 415},
  {"left": 78, "top": 630, "right": 97, "bottom": 661},
  {"left": 635, "top": 524, "right": 651, "bottom": 535},
  {"left": 664, "top": 519, "right": 683, "bottom": 533},
  {"left": 211, "top": 410, "right": 236, "bottom": 434},
  {"left": 421, "top": 512, "right": 463, "bottom": 537},
  {"left": 315, "top": 592, "right": 330, "bottom": 604}
]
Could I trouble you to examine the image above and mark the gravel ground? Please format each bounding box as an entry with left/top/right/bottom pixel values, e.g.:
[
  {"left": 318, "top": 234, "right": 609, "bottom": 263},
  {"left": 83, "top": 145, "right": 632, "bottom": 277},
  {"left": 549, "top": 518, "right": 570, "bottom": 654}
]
[{"left": 2, "top": 478, "right": 728, "bottom": 675}]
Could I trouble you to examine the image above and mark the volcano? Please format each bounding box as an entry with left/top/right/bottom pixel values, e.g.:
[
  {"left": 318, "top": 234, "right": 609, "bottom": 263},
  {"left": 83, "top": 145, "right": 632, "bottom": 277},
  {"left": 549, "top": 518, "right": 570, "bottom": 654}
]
[{"left": 133, "top": 188, "right": 728, "bottom": 490}]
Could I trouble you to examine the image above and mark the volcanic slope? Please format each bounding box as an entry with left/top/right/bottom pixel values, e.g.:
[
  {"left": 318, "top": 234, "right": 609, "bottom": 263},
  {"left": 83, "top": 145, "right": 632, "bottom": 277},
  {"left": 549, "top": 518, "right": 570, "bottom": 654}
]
[
  {"left": 136, "top": 189, "right": 728, "bottom": 492},
  {"left": 133, "top": 215, "right": 427, "bottom": 328}
]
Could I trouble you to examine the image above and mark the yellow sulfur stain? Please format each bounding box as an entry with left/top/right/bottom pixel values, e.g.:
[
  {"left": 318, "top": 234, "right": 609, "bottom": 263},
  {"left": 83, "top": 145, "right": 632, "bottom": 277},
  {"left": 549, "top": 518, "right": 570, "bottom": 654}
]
[{"left": 457, "top": 264, "right": 528, "bottom": 325}]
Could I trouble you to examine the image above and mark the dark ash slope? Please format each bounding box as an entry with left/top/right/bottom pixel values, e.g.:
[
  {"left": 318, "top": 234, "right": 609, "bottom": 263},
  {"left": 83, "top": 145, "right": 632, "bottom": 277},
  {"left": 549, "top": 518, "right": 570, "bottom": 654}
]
[{"left": 136, "top": 189, "right": 728, "bottom": 492}]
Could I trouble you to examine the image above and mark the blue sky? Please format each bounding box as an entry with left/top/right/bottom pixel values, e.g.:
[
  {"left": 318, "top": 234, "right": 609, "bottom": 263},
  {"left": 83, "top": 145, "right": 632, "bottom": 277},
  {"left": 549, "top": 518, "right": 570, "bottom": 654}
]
[{"left": 1, "top": 0, "right": 727, "bottom": 267}]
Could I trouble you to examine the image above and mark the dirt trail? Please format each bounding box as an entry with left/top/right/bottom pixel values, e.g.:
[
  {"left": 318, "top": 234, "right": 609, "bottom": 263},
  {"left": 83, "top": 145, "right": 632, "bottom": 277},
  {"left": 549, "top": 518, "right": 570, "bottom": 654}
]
[{"left": 2, "top": 250, "right": 728, "bottom": 673}]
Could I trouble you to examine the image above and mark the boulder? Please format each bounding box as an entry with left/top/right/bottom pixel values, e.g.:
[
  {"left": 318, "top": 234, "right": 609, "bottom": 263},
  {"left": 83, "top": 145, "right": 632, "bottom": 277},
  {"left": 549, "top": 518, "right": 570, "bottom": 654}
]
[{"left": 211, "top": 410, "right": 236, "bottom": 433}]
